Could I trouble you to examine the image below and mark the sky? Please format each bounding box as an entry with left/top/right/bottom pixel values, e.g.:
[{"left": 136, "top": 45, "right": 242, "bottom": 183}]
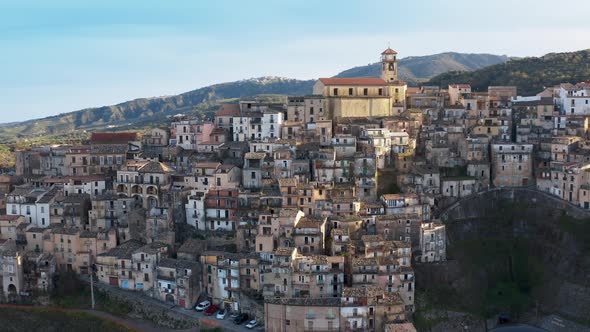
[{"left": 1, "top": 0, "right": 590, "bottom": 123}]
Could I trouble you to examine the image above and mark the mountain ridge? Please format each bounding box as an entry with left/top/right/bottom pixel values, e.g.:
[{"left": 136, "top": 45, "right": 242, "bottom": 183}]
[{"left": 334, "top": 52, "right": 511, "bottom": 83}]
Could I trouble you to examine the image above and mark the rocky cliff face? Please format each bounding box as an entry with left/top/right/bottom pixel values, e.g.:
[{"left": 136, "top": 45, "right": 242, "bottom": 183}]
[{"left": 417, "top": 188, "right": 590, "bottom": 328}]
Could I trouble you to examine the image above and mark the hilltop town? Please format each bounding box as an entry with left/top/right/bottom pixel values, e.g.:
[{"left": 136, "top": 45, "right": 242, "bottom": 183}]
[{"left": 0, "top": 47, "right": 589, "bottom": 331}]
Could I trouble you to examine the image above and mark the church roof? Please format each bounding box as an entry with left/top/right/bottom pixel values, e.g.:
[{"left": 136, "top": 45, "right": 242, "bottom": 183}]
[
  {"left": 318, "top": 77, "right": 386, "bottom": 86},
  {"left": 381, "top": 48, "right": 398, "bottom": 55}
]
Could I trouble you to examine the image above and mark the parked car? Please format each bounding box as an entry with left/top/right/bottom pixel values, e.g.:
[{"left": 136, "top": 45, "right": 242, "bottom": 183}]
[
  {"left": 194, "top": 300, "right": 210, "bottom": 311},
  {"left": 233, "top": 313, "right": 249, "bottom": 324},
  {"left": 204, "top": 304, "right": 218, "bottom": 316},
  {"left": 246, "top": 320, "right": 258, "bottom": 329},
  {"left": 216, "top": 309, "right": 227, "bottom": 319}
]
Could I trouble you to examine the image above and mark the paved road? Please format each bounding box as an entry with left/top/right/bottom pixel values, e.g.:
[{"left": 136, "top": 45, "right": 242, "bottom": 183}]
[{"left": 81, "top": 276, "right": 260, "bottom": 332}]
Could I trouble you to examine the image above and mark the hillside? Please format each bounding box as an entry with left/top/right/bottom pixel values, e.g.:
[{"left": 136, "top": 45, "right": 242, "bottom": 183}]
[
  {"left": 335, "top": 52, "right": 510, "bottom": 84},
  {"left": 0, "top": 52, "right": 512, "bottom": 144},
  {"left": 427, "top": 49, "right": 590, "bottom": 95},
  {"left": 0, "top": 77, "right": 314, "bottom": 143}
]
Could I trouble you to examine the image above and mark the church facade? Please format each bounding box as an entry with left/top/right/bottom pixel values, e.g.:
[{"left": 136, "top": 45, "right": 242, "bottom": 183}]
[{"left": 313, "top": 48, "right": 407, "bottom": 120}]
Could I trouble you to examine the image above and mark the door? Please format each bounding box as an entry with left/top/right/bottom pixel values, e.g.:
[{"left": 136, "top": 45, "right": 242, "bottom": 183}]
[
  {"left": 179, "top": 299, "right": 186, "bottom": 308},
  {"left": 522, "top": 178, "right": 528, "bottom": 186},
  {"left": 109, "top": 277, "right": 118, "bottom": 286}
]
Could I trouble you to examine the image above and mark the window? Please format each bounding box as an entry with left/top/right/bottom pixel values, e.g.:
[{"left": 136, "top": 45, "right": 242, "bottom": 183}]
[
  {"left": 349, "top": 88, "right": 353, "bottom": 95},
  {"left": 333, "top": 88, "right": 338, "bottom": 96},
  {"left": 363, "top": 88, "right": 368, "bottom": 96}
]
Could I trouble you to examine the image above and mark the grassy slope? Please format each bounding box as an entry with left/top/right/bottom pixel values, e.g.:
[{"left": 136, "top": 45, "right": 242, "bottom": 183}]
[{"left": 0, "top": 307, "right": 132, "bottom": 332}]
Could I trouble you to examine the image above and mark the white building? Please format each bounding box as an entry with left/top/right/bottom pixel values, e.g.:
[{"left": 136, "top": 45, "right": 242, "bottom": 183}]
[
  {"left": 558, "top": 83, "right": 590, "bottom": 115},
  {"left": 419, "top": 222, "right": 446, "bottom": 263},
  {"left": 185, "top": 190, "right": 205, "bottom": 230},
  {"left": 233, "top": 111, "right": 283, "bottom": 141},
  {"left": 6, "top": 186, "right": 58, "bottom": 228},
  {"left": 64, "top": 176, "right": 106, "bottom": 197},
  {"left": 261, "top": 111, "right": 283, "bottom": 140}
]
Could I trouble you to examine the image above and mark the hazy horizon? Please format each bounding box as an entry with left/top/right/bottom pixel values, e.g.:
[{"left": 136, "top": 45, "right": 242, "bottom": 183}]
[{"left": 2, "top": 0, "right": 590, "bottom": 123}]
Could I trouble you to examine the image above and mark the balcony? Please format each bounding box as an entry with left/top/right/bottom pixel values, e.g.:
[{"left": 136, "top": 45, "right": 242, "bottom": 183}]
[{"left": 157, "top": 274, "right": 176, "bottom": 282}]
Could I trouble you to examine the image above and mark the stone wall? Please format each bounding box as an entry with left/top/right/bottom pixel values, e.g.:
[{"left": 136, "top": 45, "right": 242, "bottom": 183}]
[
  {"left": 88, "top": 279, "right": 199, "bottom": 330},
  {"left": 439, "top": 187, "right": 590, "bottom": 221}
]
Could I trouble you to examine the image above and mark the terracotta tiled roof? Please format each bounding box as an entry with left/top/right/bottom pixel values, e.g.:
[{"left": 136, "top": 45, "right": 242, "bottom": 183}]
[
  {"left": 449, "top": 84, "right": 471, "bottom": 89},
  {"left": 90, "top": 132, "right": 137, "bottom": 144},
  {"left": 216, "top": 104, "right": 241, "bottom": 117},
  {"left": 275, "top": 247, "right": 295, "bottom": 256},
  {"left": 381, "top": 48, "right": 398, "bottom": 55},
  {"left": 138, "top": 161, "right": 175, "bottom": 173},
  {"left": 0, "top": 215, "right": 20, "bottom": 221},
  {"left": 318, "top": 78, "right": 387, "bottom": 86}
]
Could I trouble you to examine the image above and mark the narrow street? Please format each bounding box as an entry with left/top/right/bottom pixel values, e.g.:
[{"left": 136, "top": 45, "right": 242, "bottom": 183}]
[{"left": 81, "top": 276, "right": 260, "bottom": 331}]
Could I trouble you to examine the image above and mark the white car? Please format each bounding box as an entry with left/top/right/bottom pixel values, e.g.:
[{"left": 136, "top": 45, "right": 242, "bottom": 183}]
[
  {"left": 216, "top": 309, "right": 227, "bottom": 319},
  {"left": 246, "top": 320, "right": 258, "bottom": 329},
  {"left": 195, "top": 300, "right": 210, "bottom": 311}
]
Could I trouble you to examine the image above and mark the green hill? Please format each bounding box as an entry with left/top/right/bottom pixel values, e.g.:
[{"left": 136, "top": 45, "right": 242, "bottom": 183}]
[
  {"left": 426, "top": 49, "right": 590, "bottom": 95},
  {"left": 335, "top": 52, "right": 510, "bottom": 84},
  {"left": 0, "top": 77, "right": 314, "bottom": 143}
]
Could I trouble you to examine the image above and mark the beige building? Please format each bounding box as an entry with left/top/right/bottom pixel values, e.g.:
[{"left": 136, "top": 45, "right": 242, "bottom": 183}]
[
  {"left": 265, "top": 297, "right": 342, "bottom": 332},
  {"left": 156, "top": 258, "right": 199, "bottom": 309},
  {"left": 491, "top": 143, "right": 534, "bottom": 187},
  {"left": 0, "top": 239, "right": 24, "bottom": 300},
  {"left": 291, "top": 254, "right": 344, "bottom": 298},
  {"left": 448, "top": 84, "right": 471, "bottom": 106},
  {"left": 341, "top": 285, "right": 407, "bottom": 331},
  {"left": 0, "top": 215, "right": 24, "bottom": 241},
  {"left": 547, "top": 161, "right": 590, "bottom": 207},
  {"left": 114, "top": 160, "right": 175, "bottom": 209},
  {"left": 96, "top": 240, "right": 143, "bottom": 290},
  {"left": 292, "top": 216, "right": 326, "bottom": 255},
  {"left": 314, "top": 48, "right": 407, "bottom": 120}
]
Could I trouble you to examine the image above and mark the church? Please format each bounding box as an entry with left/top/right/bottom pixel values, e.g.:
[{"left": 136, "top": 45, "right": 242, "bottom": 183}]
[{"left": 313, "top": 48, "right": 407, "bottom": 120}]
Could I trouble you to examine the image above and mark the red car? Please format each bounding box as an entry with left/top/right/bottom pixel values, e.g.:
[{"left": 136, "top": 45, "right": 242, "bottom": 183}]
[{"left": 204, "top": 304, "right": 218, "bottom": 316}]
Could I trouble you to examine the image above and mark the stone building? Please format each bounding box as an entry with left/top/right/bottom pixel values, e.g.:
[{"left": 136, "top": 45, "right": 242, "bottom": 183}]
[
  {"left": 418, "top": 222, "right": 446, "bottom": 263},
  {"left": 491, "top": 143, "right": 534, "bottom": 187},
  {"left": 314, "top": 48, "right": 407, "bottom": 120}
]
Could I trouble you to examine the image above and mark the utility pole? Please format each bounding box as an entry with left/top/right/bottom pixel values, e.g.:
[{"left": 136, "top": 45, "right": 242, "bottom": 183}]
[
  {"left": 86, "top": 241, "right": 95, "bottom": 309},
  {"left": 90, "top": 263, "right": 95, "bottom": 309}
]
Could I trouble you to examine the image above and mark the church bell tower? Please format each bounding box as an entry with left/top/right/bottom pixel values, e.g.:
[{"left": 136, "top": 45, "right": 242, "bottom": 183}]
[{"left": 381, "top": 48, "right": 398, "bottom": 82}]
